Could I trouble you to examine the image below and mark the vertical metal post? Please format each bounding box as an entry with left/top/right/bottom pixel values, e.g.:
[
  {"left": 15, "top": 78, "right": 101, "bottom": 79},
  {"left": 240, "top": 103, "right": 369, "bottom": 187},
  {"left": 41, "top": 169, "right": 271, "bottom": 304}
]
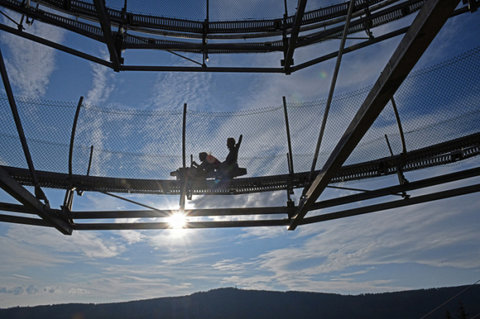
[
  {"left": 308, "top": 0, "right": 356, "bottom": 181},
  {"left": 87, "top": 145, "right": 94, "bottom": 176},
  {"left": 182, "top": 103, "right": 187, "bottom": 169},
  {"left": 65, "top": 96, "right": 83, "bottom": 213},
  {"left": 0, "top": 49, "right": 47, "bottom": 204},
  {"left": 391, "top": 96, "right": 407, "bottom": 155},
  {"left": 77, "top": 144, "right": 94, "bottom": 196},
  {"left": 206, "top": 0, "right": 209, "bottom": 21},
  {"left": 286, "top": 153, "right": 293, "bottom": 202},
  {"left": 62, "top": 188, "right": 74, "bottom": 211},
  {"left": 283, "top": 96, "right": 295, "bottom": 204},
  {"left": 69, "top": 96, "right": 84, "bottom": 178},
  {"left": 385, "top": 134, "right": 409, "bottom": 198},
  {"left": 179, "top": 103, "right": 188, "bottom": 212},
  {"left": 203, "top": 0, "right": 209, "bottom": 66},
  {"left": 282, "top": 96, "right": 294, "bottom": 176},
  {"left": 281, "top": 0, "right": 289, "bottom": 66},
  {"left": 384, "top": 134, "right": 394, "bottom": 156}
]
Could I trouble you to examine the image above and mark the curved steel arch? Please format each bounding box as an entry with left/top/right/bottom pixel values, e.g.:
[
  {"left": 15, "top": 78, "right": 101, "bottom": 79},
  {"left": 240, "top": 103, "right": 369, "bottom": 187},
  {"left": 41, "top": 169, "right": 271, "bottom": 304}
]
[{"left": 0, "top": 0, "right": 477, "bottom": 73}]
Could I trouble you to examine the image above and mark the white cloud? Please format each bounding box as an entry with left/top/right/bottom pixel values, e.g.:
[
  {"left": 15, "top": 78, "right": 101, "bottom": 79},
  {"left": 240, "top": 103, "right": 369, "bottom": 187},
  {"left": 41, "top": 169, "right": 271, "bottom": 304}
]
[
  {"left": 2, "top": 224, "right": 125, "bottom": 263},
  {"left": 149, "top": 72, "right": 213, "bottom": 110},
  {"left": 249, "top": 190, "right": 480, "bottom": 291},
  {"left": 68, "top": 287, "right": 89, "bottom": 295},
  {"left": 1, "top": 3, "right": 479, "bottom": 308},
  {"left": 0, "top": 11, "right": 65, "bottom": 98},
  {"left": 85, "top": 55, "right": 116, "bottom": 106},
  {"left": 0, "top": 231, "right": 71, "bottom": 271},
  {"left": 12, "top": 274, "right": 32, "bottom": 280},
  {"left": 76, "top": 53, "right": 117, "bottom": 177}
]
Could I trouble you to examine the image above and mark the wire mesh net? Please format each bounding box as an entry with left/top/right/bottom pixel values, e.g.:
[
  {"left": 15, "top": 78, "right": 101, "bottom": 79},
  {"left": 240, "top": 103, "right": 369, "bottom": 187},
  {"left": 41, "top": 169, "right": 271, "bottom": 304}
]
[
  {"left": 1, "top": 47, "right": 479, "bottom": 179},
  {"left": 104, "top": 0, "right": 292, "bottom": 21}
]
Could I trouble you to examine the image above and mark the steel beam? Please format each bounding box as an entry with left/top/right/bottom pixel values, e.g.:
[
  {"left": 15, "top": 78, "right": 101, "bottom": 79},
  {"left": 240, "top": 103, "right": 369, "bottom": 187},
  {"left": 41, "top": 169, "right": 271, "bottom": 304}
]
[
  {"left": 74, "top": 218, "right": 289, "bottom": 230},
  {"left": 301, "top": 183, "right": 480, "bottom": 225},
  {"left": 0, "top": 48, "right": 47, "bottom": 203},
  {"left": 0, "top": 0, "right": 474, "bottom": 74},
  {"left": 93, "top": 0, "right": 121, "bottom": 70},
  {"left": 0, "top": 202, "right": 32, "bottom": 214},
  {"left": 289, "top": 0, "right": 461, "bottom": 230},
  {"left": 0, "top": 167, "right": 72, "bottom": 234},
  {"left": 309, "top": 0, "right": 355, "bottom": 180},
  {"left": 291, "top": 26, "right": 407, "bottom": 71},
  {"left": 0, "top": 6, "right": 470, "bottom": 74},
  {"left": 312, "top": 167, "right": 480, "bottom": 211},
  {"left": 283, "top": 0, "right": 307, "bottom": 74},
  {"left": 69, "top": 206, "right": 291, "bottom": 219},
  {"left": 0, "top": 213, "right": 51, "bottom": 227},
  {"left": 1, "top": 131, "right": 478, "bottom": 195},
  {"left": 0, "top": 23, "right": 113, "bottom": 68},
  {"left": 5, "top": 166, "right": 475, "bottom": 221},
  {"left": 119, "top": 65, "right": 283, "bottom": 73}
]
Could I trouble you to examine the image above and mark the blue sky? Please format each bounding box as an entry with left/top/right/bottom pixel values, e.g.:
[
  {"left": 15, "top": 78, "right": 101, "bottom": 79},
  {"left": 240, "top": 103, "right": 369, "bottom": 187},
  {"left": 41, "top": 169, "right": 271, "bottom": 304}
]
[{"left": 0, "top": 0, "right": 479, "bottom": 308}]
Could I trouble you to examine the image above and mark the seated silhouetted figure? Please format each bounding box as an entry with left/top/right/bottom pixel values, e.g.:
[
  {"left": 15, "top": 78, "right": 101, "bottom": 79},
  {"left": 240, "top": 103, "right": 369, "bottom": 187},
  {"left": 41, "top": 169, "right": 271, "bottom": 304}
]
[
  {"left": 218, "top": 135, "right": 244, "bottom": 179},
  {"left": 192, "top": 152, "right": 220, "bottom": 177}
]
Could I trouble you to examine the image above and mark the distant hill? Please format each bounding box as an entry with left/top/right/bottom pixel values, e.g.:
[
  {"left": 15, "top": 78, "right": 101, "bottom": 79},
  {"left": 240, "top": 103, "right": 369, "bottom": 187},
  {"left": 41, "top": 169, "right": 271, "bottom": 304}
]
[{"left": 1, "top": 285, "right": 479, "bottom": 319}]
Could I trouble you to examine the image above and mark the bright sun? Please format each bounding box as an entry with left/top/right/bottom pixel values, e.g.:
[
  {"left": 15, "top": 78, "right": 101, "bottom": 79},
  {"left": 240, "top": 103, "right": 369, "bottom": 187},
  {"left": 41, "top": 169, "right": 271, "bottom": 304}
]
[{"left": 167, "top": 212, "right": 187, "bottom": 229}]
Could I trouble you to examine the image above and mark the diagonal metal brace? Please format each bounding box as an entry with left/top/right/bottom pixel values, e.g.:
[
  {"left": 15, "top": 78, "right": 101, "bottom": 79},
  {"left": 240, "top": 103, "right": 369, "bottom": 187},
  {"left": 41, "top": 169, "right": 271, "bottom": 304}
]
[
  {"left": 0, "top": 166, "right": 72, "bottom": 234},
  {"left": 283, "top": 0, "right": 307, "bottom": 74},
  {"left": 289, "top": 0, "right": 461, "bottom": 230},
  {"left": 93, "top": 0, "right": 122, "bottom": 70},
  {"left": 0, "top": 48, "right": 49, "bottom": 205}
]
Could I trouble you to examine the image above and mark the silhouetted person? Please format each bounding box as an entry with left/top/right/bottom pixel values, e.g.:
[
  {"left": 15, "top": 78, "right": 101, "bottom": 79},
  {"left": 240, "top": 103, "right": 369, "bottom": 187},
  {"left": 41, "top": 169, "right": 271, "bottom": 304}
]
[
  {"left": 192, "top": 152, "right": 220, "bottom": 176},
  {"left": 218, "top": 135, "right": 242, "bottom": 178}
]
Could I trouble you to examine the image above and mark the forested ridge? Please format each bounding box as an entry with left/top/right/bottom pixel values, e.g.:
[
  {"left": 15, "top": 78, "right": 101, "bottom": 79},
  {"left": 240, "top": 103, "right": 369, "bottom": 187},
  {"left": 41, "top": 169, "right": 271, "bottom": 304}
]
[{"left": 1, "top": 285, "right": 479, "bottom": 319}]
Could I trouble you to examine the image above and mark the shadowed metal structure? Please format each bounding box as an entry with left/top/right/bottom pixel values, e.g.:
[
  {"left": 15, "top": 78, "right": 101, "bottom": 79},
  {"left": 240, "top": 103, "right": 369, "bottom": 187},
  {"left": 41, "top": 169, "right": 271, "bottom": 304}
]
[
  {"left": 0, "top": 0, "right": 479, "bottom": 234},
  {"left": 0, "top": 0, "right": 478, "bottom": 73}
]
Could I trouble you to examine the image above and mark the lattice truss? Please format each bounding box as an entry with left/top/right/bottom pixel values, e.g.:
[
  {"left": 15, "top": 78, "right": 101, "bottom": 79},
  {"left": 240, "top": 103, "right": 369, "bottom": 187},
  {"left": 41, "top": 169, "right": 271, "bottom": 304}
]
[
  {"left": 0, "top": 0, "right": 477, "bottom": 72},
  {"left": 0, "top": 0, "right": 479, "bottom": 234}
]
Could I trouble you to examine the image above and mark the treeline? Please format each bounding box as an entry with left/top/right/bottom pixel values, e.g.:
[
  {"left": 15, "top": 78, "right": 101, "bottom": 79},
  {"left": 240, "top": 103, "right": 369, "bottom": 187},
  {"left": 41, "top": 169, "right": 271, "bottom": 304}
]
[{"left": 1, "top": 285, "right": 479, "bottom": 319}]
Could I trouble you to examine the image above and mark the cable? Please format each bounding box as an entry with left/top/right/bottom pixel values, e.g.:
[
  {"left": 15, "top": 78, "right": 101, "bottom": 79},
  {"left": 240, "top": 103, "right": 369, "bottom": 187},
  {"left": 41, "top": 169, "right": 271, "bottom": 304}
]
[
  {"left": 126, "top": 32, "right": 203, "bottom": 66},
  {"left": 307, "top": 0, "right": 355, "bottom": 191},
  {"left": 101, "top": 191, "right": 169, "bottom": 216},
  {"left": 419, "top": 279, "right": 480, "bottom": 319}
]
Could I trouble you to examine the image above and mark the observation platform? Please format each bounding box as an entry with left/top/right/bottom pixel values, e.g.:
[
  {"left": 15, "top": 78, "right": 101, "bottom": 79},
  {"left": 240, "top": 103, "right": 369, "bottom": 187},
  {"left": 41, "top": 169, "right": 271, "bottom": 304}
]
[{"left": 3, "top": 132, "right": 479, "bottom": 195}]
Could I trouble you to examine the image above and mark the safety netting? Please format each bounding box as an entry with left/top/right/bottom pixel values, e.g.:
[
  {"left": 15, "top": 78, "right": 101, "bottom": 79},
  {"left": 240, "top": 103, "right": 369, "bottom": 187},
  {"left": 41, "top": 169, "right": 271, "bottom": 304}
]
[{"left": 1, "top": 46, "right": 479, "bottom": 180}]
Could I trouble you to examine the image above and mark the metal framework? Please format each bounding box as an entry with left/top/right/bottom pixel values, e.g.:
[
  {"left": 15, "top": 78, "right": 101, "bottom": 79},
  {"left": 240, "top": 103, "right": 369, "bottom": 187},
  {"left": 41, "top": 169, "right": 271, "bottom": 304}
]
[
  {"left": 2, "top": 132, "right": 479, "bottom": 195},
  {"left": 0, "top": 0, "right": 479, "bottom": 234},
  {"left": 290, "top": 0, "right": 462, "bottom": 229},
  {"left": 0, "top": 0, "right": 477, "bottom": 73},
  {"left": 0, "top": 131, "right": 478, "bottom": 232},
  {"left": 1, "top": 166, "right": 479, "bottom": 231}
]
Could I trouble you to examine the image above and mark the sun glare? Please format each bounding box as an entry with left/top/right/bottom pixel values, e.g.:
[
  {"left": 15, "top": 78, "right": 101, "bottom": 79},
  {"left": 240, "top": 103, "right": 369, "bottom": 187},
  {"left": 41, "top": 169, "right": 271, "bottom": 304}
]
[{"left": 167, "top": 211, "right": 187, "bottom": 229}]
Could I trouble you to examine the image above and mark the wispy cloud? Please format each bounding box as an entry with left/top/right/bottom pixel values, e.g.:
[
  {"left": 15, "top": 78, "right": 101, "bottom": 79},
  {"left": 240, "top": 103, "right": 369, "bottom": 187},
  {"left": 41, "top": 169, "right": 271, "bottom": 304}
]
[
  {"left": 76, "top": 52, "right": 117, "bottom": 176},
  {"left": 84, "top": 54, "right": 116, "bottom": 106},
  {"left": 249, "top": 187, "right": 480, "bottom": 292},
  {"left": 1, "top": 224, "right": 125, "bottom": 265},
  {"left": 149, "top": 71, "right": 213, "bottom": 110},
  {"left": 0, "top": 11, "right": 65, "bottom": 98}
]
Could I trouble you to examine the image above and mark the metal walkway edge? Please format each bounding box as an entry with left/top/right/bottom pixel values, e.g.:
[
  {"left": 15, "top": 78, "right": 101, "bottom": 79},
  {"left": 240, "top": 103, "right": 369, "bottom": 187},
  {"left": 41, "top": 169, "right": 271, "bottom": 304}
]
[{"left": 2, "top": 132, "right": 479, "bottom": 196}]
